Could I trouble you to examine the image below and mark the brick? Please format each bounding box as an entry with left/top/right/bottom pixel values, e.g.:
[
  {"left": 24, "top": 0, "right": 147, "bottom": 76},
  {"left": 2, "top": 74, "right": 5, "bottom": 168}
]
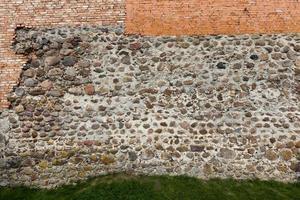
[{"left": 126, "top": 0, "right": 300, "bottom": 35}]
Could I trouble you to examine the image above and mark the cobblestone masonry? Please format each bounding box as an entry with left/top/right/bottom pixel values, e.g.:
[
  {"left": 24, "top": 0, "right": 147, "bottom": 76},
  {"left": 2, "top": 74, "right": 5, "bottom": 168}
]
[
  {"left": 0, "top": 27, "right": 299, "bottom": 188},
  {"left": 0, "top": 0, "right": 125, "bottom": 108}
]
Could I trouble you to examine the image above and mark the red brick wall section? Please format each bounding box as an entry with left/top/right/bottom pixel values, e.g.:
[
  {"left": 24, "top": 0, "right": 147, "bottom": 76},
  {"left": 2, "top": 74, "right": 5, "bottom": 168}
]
[
  {"left": 0, "top": 0, "right": 125, "bottom": 109},
  {"left": 126, "top": 0, "right": 300, "bottom": 35}
]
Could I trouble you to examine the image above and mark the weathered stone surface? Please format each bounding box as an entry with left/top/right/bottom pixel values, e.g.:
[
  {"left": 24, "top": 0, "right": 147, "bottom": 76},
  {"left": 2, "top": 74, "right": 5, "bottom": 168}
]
[
  {"left": 84, "top": 84, "right": 95, "bottom": 95},
  {"left": 0, "top": 118, "right": 10, "bottom": 135},
  {"left": 219, "top": 148, "right": 236, "bottom": 159},
  {"left": 265, "top": 149, "right": 278, "bottom": 161},
  {"left": 48, "top": 68, "right": 64, "bottom": 77},
  {"left": 62, "top": 56, "right": 77, "bottom": 66},
  {"left": 45, "top": 56, "right": 60, "bottom": 66},
  {"left": 128, "top": 151, "right": 138, "bottom": 161},
  {"left": 279, "top": 150, "right": 293, "bottom": 161},
  {"left": 190, "top": 145, "right": 205, "bottom": 152},
  {"left": 1, "top": 26, "right": 298, "bottom": 188}
]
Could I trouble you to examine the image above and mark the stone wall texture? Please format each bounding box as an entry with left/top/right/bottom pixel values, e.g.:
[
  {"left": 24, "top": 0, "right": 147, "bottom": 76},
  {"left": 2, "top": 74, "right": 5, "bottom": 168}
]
[
  {"left": 0, "top": 0, "right": 125, "bottom": 109},
  {"left": 1, "top": 0, "right": 300, "bottom": 109},
  {"left": 0, "top": 0, "right": 300, "bottom": 188},
  {"left": 126, "top": 0, "right": 300, "bottom": 35},
  {"left": 0, "top": 27, "right": 299, "bottom": 188}
]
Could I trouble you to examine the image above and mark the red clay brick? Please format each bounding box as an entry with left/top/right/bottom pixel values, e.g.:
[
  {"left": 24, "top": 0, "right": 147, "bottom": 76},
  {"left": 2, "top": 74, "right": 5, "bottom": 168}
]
[{"left": 126, "top": 0, "right": 300, "bottom": 35}]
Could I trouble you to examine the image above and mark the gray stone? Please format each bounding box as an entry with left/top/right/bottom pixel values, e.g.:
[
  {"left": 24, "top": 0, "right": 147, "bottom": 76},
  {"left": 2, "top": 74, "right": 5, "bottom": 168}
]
[
  {"left": 62, "top": 56, "right": 77, "bottom": 66},
  {"left": 45, "top": 56, "right": 60, "bottom": 66},
  {"left": 121, "top": 55, "right": 131, "bottom": 65},
  {"left": 24, "top": 78, "right": 37, "bottom": 87},
  {"left": 190, "top": 145, "right": 205, "bottom": 152},
  {"left": 15, "top": 88, "right": 25, "bottom": 96},
  {"left": 128, "top": 151, "right": 138, "bottom": 161},
  {"left": 65, "top": 67, "right": 77, "bottom": 77},
  {"left": 48, "top": 68, "right": 64, "bottom": 77},
  {"left": 48, "top": 89, "right": 64, "bottom": 97},
  {"left": 294, "top": 45, "right": 300, "bottom": 52},
  {"left": 29, "top": 88, "right": 45, "bottom": 96},
  {"left": 216, "top": 62, "right": 226, "bottom": 69},
  {"left": 219, "top": 148, "right": 236, "bottom": 159}
]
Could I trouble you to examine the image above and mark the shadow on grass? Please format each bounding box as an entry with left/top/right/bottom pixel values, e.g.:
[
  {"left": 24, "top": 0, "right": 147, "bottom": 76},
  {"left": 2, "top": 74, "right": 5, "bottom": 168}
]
[{"left": 0, "top": 174, "right": 299, "bottom": 200}]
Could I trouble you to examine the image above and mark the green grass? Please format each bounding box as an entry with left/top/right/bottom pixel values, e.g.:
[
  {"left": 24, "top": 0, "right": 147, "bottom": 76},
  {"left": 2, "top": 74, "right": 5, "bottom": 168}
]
[{"left": 0, "top": 174, "right": 299, "bottom": 200}]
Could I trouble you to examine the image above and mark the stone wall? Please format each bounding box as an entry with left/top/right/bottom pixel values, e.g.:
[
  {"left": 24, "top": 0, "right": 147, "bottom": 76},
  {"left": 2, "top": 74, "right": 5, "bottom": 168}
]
[
  {"left": 0, "top": 0, "right": 125, "bottom": 109},
  {"left": 0, "top": 26, "right": 299, "bottom": 188},
  {"left": 126, "top": 0, "right": 300, "bottom": 35}
]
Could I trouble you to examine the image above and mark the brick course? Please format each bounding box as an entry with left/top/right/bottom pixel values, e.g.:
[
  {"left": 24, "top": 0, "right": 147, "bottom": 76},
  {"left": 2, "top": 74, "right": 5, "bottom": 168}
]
[
  {"left": 0, "top": 0, "right": 125, "bottom": 109},
  {"left": 126, "top": 0, "right": 300, "bottom": 35}
]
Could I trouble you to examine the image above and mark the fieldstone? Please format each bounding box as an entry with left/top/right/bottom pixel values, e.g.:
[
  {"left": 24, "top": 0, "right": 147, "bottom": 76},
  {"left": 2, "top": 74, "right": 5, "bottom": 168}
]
[
  {"left": 142, "top": 149, "right": 154, "bottom": 160},
  {"left": 129, "top": 42, "right": 142, "bottom": 51},
  {"left": 62, "top": 56, "right": 77, "bottom": 66},
  {"left": 139, "top": 65, "right": 149, "bottom": 71},
  {"left": 45, "top": 56, "right": 60, "bottom": 66},
  {"left": 48, "top": 89, "right": 64, "bottom": 97},
  {"left": 294, "top": 45, "right": 300, "bottom": 52},
  {"left": 30, "top": 59, "right": 40, "bottom": 68},
  {"left": 250, "top": 54, "right": 259, "bottom": 60},
  {"left": 203, "top": 164, "right": 213, "bottom": 175},
  {"left": 199, "top": 129, "right": 207, "bottom": 135},
  {"left": 216, "top": 62, "right": 226, "bottom": 69},
  {"left": 123, "top": 76, "right": 133, "bottom": 83},
  {"left": 180, "top": 42, "right": 190, "bottom": 49},
  {"left": 190, "top": 145, "right": 205, "bottom": 152},
  {"left": 29, "top": 88, "right": 45, "bottom": 96},
  {"left": 296, "top": 58, "right": 300, "bottom": 67},
  {"left": 219, "top": 148, "right": 236, "bottom": 159},
  {"left": 0, "top": 118, "right": 9, "bottom": 135},
  {"left": 23, "top": 68, "right": 35, "bottom": 77},
  {"left": 7, "top": 157, "right": 21, "bottom": 168},
  {"left": 22, "top": 167, "right": 34, "bottom": 175},
  {"left": 15, "top": 88, "right": 25, "bottom": 96},
  {"left": 91, "top": 124, "right": 100, "bottom": 130},
  {"left": 271, "top": 53, "right": 282, "bottom": 60},
  {"left": 280, "top": 150, "right": 293, "bottom": 161},
  {"left": 128, "top": 151, "right": 138, "bottom": 161},
  {"left": 65, "top": 67, "right": 77, "bottom": 77},
  {"left": 295, "top": 59, "right": 300, "bottom": 75},
  {"left": 8, "top": 117, "right": 17, "bottom": 124},
  {"left": 24, "top": 78, "right": 37, "bottom": 87},
  {"left": 100, "top": 155, "right": 115, "bottom": 165},
  {"left": 48, "top": 68, "right": 64, "bottom": 77},
  {"left": 60, "top": 49, "right": 74, "bottom": 56},
  {"left": 121, "top": 55, "right": 131, "bottom": 65},
  {"left": 265, "top": 149, "right": 278, "bottom": 161},
  {"left": 40, "top": 80, "right": 53, "bottom": 91},
  {"left": 68, "top": 87, "right": 83, "bottom": 95},
  {"left": 84, "top": 84, "right": 95, "bottom": 95},
  {"left": 39, "top": 160, "right": 48, "bottom": 169},
  {"left": 255, "top": 40, "right": 266, "bottom": 46},
  {"left": 139, "top": 88, "right": 158, "bottom": 94},
  {"left": 15, "top": 105, "right": 24, "bottom": 113},
  {"left": 260, "top": 53, "right": 269, "bottom": 61},
  {"left": 90, "top": 154, "right": 98, "bottom": 162},
  {"left": 98, "top": 105, "right": 107, "bottom": 111}
]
